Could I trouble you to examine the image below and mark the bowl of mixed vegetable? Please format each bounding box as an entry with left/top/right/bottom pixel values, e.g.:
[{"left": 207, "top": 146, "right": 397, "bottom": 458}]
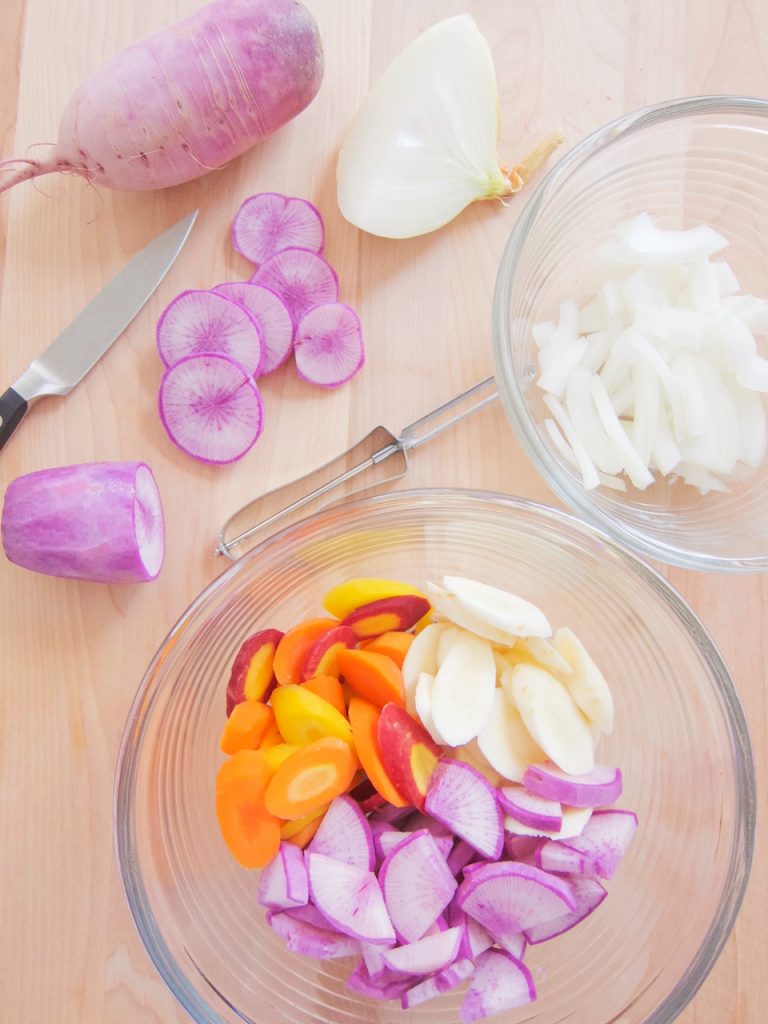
[
  {"left": 493, "top": 95, "right": 768, "bottom": 572},
  {"left": 115, "top": 489, "right": 753, "bottom": 1024}
]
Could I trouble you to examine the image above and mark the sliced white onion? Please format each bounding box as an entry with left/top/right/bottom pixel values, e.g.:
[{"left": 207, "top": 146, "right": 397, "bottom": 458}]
[
  {"left": 612, "top": 212, "right": 729, "bottom": 266},
  {"left": 542, "top": 395, "right": 600, "bottom": 490}
]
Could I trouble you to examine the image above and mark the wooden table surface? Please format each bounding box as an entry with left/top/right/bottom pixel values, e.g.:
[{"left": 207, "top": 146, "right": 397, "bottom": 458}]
[{"left": 1, "top": 1, "right": 766, "bottom": 1021}]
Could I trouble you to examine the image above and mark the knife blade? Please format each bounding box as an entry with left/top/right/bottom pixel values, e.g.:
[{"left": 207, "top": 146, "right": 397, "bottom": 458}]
[{"left": 0, "top": 209, "right": 198, "bottom": 452}]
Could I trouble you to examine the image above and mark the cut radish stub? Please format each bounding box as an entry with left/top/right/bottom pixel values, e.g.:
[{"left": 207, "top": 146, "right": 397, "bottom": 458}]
[
  {"left": 457, "top": 861, "right": 576, "bottom": 940},
  {"left": 523, "top": 761, "right": 623, "bottom": 808},
  {"left": 213, "top": 282, "right": 293, "bottom": 375},
  {"left": 524, "top": 876, "right": 607, "bottom": 944},
  {"left": 158, "top": 353, "right": 264, "bottom": 464},
  {"left": 232, "top": 193, "right": 324, "bottom": 267},
  {"left": 498, "top": 784, "right": 563, "bottom": 832},
  {"left": 401, "top": 958, "right": 476, "bottom": 1010},
  {"left": 2, "top": 461, "right": 164, "bottom": 583},
  {"left": 536, "top": 809, "right": 638, "bottom": 880},
  {"left": 294, "top": 302, "right": 365, "bottom": 388},
  {"left": 257, "top": 842, "right": 308, "bottom": 911},
  {"left": 379, "top": 831, "right": 457, "bottom": 943},
  {"left": 251, "top": 247, "right": 339, "bottom": 331},
  {"left": 425, "top": 759, "right": 504, "bottom": 860},
  {"left": 382, "top": 925, "right": 462, "bottom": 975},
  {"left": 156, "top": 289, "right": 264, "bottom": 376},
  {"left": 306, "top": 852, "right": 394, "bottom": 945},
  {"left": 267, "top": 909, "right": 360, "bottom": 960},
  {"left": 460, "top": 949, "right": 536, "bottom": 1022},
  {"left": 306, "top": 795, "right": 375, "bottom": 871}
]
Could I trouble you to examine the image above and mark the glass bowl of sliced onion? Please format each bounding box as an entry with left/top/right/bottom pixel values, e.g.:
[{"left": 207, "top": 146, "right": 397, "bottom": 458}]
[{"left": 493, "top": 95, "right": 768, "bottom": 571}]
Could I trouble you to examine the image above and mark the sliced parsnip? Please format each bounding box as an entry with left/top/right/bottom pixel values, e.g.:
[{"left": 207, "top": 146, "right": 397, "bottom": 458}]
[
  {"left": 476, "top": 688, "right": 546, "bottom": 783},
  {"left": 493, "top": 649, "right": 516, "bottom": 680},
  {"left": 431, "top": 631, "right": 496, "bottom": 746},
  {"left": 512, "top": 637, "right": 572, "bottom": 676},
  {"left": 402, "top": 622, "right": 450, "bottom": 714},
  {"left": 436, "top": 625, "right": 464, "bottom": 665},
  {"left": 503, "top": 805, "right": 593, "bottom": 840},
  {"left": 414, "top": 671, "right": 444, "bottom": 745},
  {"left": 503, "top": 664, "right": 595, "bottom": 776},
  {"left": 426, "top": 582, "right": 520, "bottom": 646},
  {"left": 441, "top": 576, "right": 552, "bottom": 638},
  {"left": 553, "top": 627, "right": 615, "bottom": 734}
]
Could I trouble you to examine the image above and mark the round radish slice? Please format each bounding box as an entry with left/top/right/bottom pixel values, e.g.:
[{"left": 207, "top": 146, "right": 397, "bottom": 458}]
[
  {"left": 213, "top": 282, "right": 293, "bottom": 375},
  {"left": 251, "top": 247, "right": 339, "bottom": 330},
  {"left": 232, "top": 193, "right": 324, "bottom": 267},
  {"left": 156, "top": 290, "right": 264, "bottom": 376},
  {"left": 294, "top": 303, "right": 365, "bottom": 388},
  {"left": 158, "top": 353, "right": 264, "bottom": 465},
  {"left": 2, "top": 461, "right": 164, "bottom": 583}
]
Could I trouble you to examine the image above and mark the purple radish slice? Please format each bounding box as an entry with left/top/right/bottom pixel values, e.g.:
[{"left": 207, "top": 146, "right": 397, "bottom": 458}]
[
  {"left": 425, "top": 758, "right": 504, "bottom": 860},
  {"left": 379, "top": 831, "right": 457, "bottom": 943},
  {"left": 460, "top": 949, "right": 536, "bottom": 1023},
  {"left": 251, "top": 246, "right": 338, "bottom": 331},
  {"left": 535, "top": 840, "right": 588, "bottom": 876},
  {"left": 423, "top": 914, "right": 449, "bottom": 935},
  {"left": 257, "top": 842, "right": 308, "bottom": 910},
  {"left": 457, "top": 861, "right": 576, "bottom": 942},
  {"left": 281, "top": 904, "right": 337, "bottom": 929},
  {"left": 232, "top": 193, "right": 324, "bottom": 267},
  {"left": 2, "top": 461, "right": 164, "bottom": 583},
  {"left": 449, "top": 906, "right": 494, "bottom": 960},
  {"left": 306, "top": 852, "right": 394, "bottom": 945},
  {"left": 346, "top": 961, "right": 417, "bottom": 1001},
  {"left": 523, "top": 761, "right": 623, "bottom": 808},
  {"left": 402, "top": 958, "right": 475, "bottom": 1010},
  {"left": 378, "top": 829, "right": 452, "bottom": 862},
  {"left": 505, "top": 835, "right": 545, "bottom": 861},
  {"left": 267, "top": 909, "right": 360, "bottom": 960},
  {"left": 536, "top": 809, "right": 638, "bottom": 880},
  {"left": 158, "top": 353, "right": 264, "bottom": 465},
  {"left": 359, "top": 941, "right": 391, "bottom": 977},
  {"left": 524, "top": 876, "right": 607, "bottom": 944},
  {"left": 294, "top": 302, "right": 365, "bottom": 388},
  {"left": 369, "top": 803, "right": 414, "bottom": 825},
  {"left": 156, "top": 289, "right": 264, "bottom": 375},
  {"left": 503, "top": 804, "right": 592, "bottom": 840},
  {"left": 213, "top": 282, "right": 293, "bottom": 375},
  {"left": 498, "top": 784, "right": 563, "bottom": 832},
  {"left": 402, "top": 811, "right": 453, "bottom": 837},
  {"left": 382, "top": 926, "right": 462, "bottom": 976},
  {"left": 447, "top": 839, "right": 479, "bottom": 877},
  {"left": 306, "top": 795, "right": 375, "bottom": 871}
]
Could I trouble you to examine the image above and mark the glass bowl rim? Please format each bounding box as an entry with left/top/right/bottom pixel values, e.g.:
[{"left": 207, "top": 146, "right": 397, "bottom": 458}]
[
  {"left": 114, "top": 487, "right": 756, "bottom": 1024},
  {"left": 492, "top": 93, "right": 768, "bottom": 573}
]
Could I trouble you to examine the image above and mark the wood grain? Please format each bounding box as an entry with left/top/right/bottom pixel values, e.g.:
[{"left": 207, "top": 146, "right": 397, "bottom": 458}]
[{"left": 0, "top": 2, "right": 766, "bottom": 1022}]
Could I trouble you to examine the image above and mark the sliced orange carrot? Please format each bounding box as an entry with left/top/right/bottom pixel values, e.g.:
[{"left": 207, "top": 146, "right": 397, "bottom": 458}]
[
  {"left": 264, "top": 736, "right": 359, "bottom": 819},
  {"left": 337, "top": 648, "right": 405, "bottom": 708},
  {"left": 271, "top": 684, "right": 354, "bottom": 747},
  {"left": 263, "top": 742, "right": 301, "bottom": 773},
  {"left": 258, "top": 719, "right": 284, "bottom": 751},
  {"left": 360, "top": 630, "right": 414, "bottom": 668},
  {"left": 220, "top": 700, "right": 275, "bottom": 755},
  {"left": 216, "top": 749, "right": 272, "bottom": 795},
  {"left": 347, "top": 697, "right": 408, "bottom": 807},
  {"left": 281, "top": 806, "right": 327, "bottom": 847},
  {"left": 216, "top": 775, "right": 283, "bottom": 868},
  {"left": 273, "top": 617, "right": 338, "bottom": 687},
  {"left": 300, "top": 675, "right": 347, "bottom": 716}
]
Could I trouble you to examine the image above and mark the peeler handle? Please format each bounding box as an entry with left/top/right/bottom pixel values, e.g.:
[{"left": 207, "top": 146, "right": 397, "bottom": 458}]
[{"left": 398, "top": 376, "right": 498, "bottom": 451}]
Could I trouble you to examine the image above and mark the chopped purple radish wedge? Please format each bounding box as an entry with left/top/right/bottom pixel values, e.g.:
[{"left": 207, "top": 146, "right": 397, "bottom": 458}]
[
  {"left": 378, "top": 829, "right": 453, "bottom": 862},
  {"left": 379, "top": 831, "right": 457, "bottom": 943},
  {"left": 346, "top": 961, "right": 416, "bottom": 1001},
  {"left": 158, "top": 353, "right": 264, "bottom": 464},
  {"left": 447, "top": 839, "right": 479, "bottom": 877},
  {"left": 425, "top": 759, "right": 504, "bottom": 860},
  {"left": 460, "top": 949, "right": 536, "bottom": 1022},
  {"left": 505, "top": 834, "right": 545, "bottom": 862},
  {"left": 306, "top": 852, "right": 394, "bottom": 945},
  {"left": 498, "top": 784, "right": 563, "bottom": 832},
  {"left": 523, "top": 761, "right": 623, "bottom": 808},
  {"left": 536, "top": 809, "right": 638, "bottom": 880},
  {"left": 156, "top": 289, "right": 264, "bottom": 376},
  {"left": 382, "top": 926, "right": 462, "bottom": 976},
  {"left": 1, "top": 461, "right": 164, "bottom": 583},
  {"left": 294, "top": 302, "right": 365, "bottom": 388},
  {"left": 257, "top": 842, "right": 308, "bottom": 910},
  {"left": 251, "top": 247, "right": 338, "bottom": 331},
  {"left": 369, "top": 803, "right": 414, "bottom": 825},
  {"left": 280, "top": 904, "right": 336, "bottom": 929},
  {"left": 401, "top": 958, "right": 476, "bottom": 1010},
  {"left": 213, "top": 282, "right": 293, "bottom": 375},
  {"left": 359, "top": 941, "right": 391, "bottom": 978},
  {"left": 524, "top": 876, "right": 607, "bottom": 944},
  {"left": 267, "top": 909, "right": 360, "bottom": 960},
  {"left": 307, "top": 795, "right": 375, "bottom": 872},
  {"left": 449, "top": 906, "right": 494, "bottom": 960},
  {"left": 232, "top": 193, "right": 324, "bottom": 267}
]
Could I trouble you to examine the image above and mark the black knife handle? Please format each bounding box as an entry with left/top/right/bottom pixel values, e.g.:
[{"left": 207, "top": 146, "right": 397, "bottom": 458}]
[{"left": 0, "top": 387, "right": 28, "bottom": 452}]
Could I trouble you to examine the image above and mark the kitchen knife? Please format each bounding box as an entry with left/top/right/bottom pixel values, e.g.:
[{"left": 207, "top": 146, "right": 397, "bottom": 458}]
[{"left": 0, "top": 209, "right": 198, "bottom": 452}]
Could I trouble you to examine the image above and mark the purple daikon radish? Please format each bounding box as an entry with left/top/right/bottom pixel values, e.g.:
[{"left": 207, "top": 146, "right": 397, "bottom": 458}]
[
  {"left": 267, "top": 909, "right": 360, "bottom": 959},
  {"left": 306, "top": 795, "right": 375, "bottom": 871},
  {"left": 294, "top": 303, "right": 365, "bottom": 388},
  {"left": 257, "top": 842, "right": 308, "bottom": 910},
  {"left": 158, "top": 353, "right": 264, "bottom": 464},
  {"left": 425, "top": 759, "right": 504, "bottom": 860},
  {"left": 460, "top": 949, "right": 536, "bottom": 1022},
  {"left": 401, "top": 958, "right": 475, "bottom": 1010},
  {"left": 498, "top": 784, "right": 563, "bottom": 832},
  {"left": 379, "top": 829, "right": 453, "bottom": 861},
  {"left": 251, "top": 247, "right": 338, "bottom": 331},
  {"left": 506, "top": 834, "right": 544, "bottom": 861},
  {"left": 524, "top": 876, "right": 607, "bottom": 944},
  {"left": 523, "top": 761, "right": 623, "bottom": 808},
  {"left": 457, "top": 862, "right": 576, "bottom": 941},
  {"left": 306, "top": 852, "right": 394, "bottom": 945},
  {"left": 370, "top": 803, "right": 413, "bottom": 825},
  {"left": 449, "top": 906, "right": 494, "bottom": 960},
  {"left": 382, "top": 926, "right": 462, "bottom": 976},
  {"left": 379, "top": 831, "right": 457, "bottom": 943},
  {"left": 213, "top": 282, "right": 293, "bottom": 374},
  {"left": 2, "top": 461, "right": 164, "bottom": 583},
  {"left": 232, "top": 193, "right": 324, "bottom": 266},
  {"left": 535, "top": 840, "right": 587, "bottom": 876},
  {"left": 156, "top": 290, "right": 264, "bottom": 376},
  {"left": 281, "top": 904, "right": 336, "bottom": 929},
  {"left": 537, "top": 809, "right": 638, "bottom": 879},
  {"left": 447, "top": 839, "right": 479, "bottom": 877},
  {"left": 346, "top": 961, "right": 416, "bottom": 1000},
  {"left": 402, "top": 811, "right": 453, "bottom": 837},
  {"left": 359, "top": 941, "right": 391, "bottom": 978}
]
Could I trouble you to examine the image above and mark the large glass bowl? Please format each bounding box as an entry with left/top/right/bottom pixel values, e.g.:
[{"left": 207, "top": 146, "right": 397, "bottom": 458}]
[
  {"left": 493, "top": 95, "right": 768, "bottom": 571},
  {"left": 114, "top": 490, "right": 754, "bottom": 1024}
]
